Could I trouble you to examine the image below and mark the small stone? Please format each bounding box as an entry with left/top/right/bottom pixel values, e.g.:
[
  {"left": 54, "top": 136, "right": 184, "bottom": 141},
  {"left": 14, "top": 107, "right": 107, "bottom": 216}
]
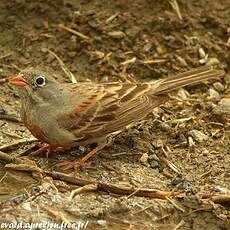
[
  {"left": 177, "top": 88, "right": 190, "bottom": 100},
  {"left": 139, "top": 152, "right": 149, "bottom": 164},
  {"left": 24, "top": 52, "right": 30, "bottom": 59},
  {"left": 209, "top": 88, "right": 220, "bottom": 101},
  {"left": 97, "top": 220, "right": 107, "bottom": 226},
  {"left": 159, "top": 122, "right": 171, "bottom": 131},
  {"left": 148, "top": 154, "right": 160, "bottom": 162},
  {"left": 41, "top": 47, "right": 48, "bottom": 53},
  {"left": 202, "top": 148, "right": 209, "bottom": 155},
  {"left": 213, "top": 82, "right": 225, "bottom": 92},
  {"left": 224, "top": 74, "right": 230, "bottom": 84},
  {"left": 90, "top": 51, "right": 105, "bottom": 61},
  {"left": 198, "top": 47, "right": 206, "bottom": 58},
  {"left": 143, "top": 42, "right": 153, "bottom": 52},
  {"left": 226, "top": 37, "right": 230, "bottom": 47},
  {"left": 176, "top": 55, "right": 188, "bottom": 67},
  {"left": 188, "top": 136, "right": 195, "bottom": 147},
  {"left": 151, "top": 139, "right": 164, "bottom": 148},
  {"left": 188, "top": 130, "right": 209, "bottom": 143},
  {"left": 108, "top": 31, "right": 125, "bottom": 39},
  {"left": 88, "top": 19, "right": 100, "bottom": 28},
  {"left": 213, "top": 98, "right": 230, "bottom": 115},
  {"left": 206, "top": 58, "right": 220, "bottom": 66},
  {"left": 149, "top": 160, "right": 159, "bottom": 169},
  {"left": 125, "top": 26, "right": 140, "bottom": 38},
  {"left": 214, "top": 186, "right": 230, "bottom": 194},
  {"left": 68, "top": 51, "right": 76, "bottom": 58}
]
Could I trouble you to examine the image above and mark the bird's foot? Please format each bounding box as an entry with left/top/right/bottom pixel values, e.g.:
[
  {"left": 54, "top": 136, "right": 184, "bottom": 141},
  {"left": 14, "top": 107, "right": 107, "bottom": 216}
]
[
  {"left": 56, "top": 143, "right": 105, "bottom": 170},
  {"left": 56, "top": 159, "right": 92, "bottom": 170},
  {"left": 29, "top": 143, "right": 65, "bottom": 157}
]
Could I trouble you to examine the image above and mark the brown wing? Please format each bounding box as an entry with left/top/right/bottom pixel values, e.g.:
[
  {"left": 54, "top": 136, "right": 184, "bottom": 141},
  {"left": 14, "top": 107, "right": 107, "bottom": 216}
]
[{"left": 58, "top": 82, "right": 164, "bottom": 144}]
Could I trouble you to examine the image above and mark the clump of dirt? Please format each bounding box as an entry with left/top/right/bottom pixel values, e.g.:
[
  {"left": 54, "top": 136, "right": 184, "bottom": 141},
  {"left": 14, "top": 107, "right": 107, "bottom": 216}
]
[{"left": 0, "top": 0, "right": 229, "bottom": 229}]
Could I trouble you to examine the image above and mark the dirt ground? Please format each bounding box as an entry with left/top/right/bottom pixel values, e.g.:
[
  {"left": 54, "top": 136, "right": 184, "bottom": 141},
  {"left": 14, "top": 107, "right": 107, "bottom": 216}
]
[{"left": 0, "top": 0, "right": 229, "bottom": 229}]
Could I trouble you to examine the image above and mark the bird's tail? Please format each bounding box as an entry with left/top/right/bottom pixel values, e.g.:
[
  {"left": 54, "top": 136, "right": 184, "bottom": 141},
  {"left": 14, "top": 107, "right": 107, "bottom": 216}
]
[{"left": 153, "top": 66, "right": 225, "bottom": 95}]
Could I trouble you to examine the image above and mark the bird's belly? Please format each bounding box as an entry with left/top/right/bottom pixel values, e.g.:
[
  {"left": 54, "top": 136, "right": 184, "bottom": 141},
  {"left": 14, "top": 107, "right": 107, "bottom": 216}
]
[{"left": 22, "top": 112, "right": 75, "bottom": 148}]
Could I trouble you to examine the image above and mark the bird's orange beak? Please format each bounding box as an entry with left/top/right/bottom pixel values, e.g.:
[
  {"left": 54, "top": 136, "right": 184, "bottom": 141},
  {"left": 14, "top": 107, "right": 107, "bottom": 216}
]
[{"left": 8, "top": 74, "right": 29, "bottom": 87}]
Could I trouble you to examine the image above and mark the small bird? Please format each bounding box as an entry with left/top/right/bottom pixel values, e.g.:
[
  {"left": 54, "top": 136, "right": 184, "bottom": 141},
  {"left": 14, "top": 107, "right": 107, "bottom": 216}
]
[{"left": 9, "top": 66, "right": 225, "bottom": 169}]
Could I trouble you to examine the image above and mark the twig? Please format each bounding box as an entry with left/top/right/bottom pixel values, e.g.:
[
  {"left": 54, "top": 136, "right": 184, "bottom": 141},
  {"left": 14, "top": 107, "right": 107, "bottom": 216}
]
[
  {"left": 1, "top": 131, "right": 23, "bottom": 139},
  {"left": 161, "top": 157, "right": 181, "bottom": 174},
  {"left": 41, "top": 206, "right": 71, "bottom": 223},
  {"left": 166, "top": 197, "right": 185, "bottom": 212},
  {"left": 201, "top": 193, "right": 230, "bottom": 204},
  {"left": 120, "top": 57, "right": 136, "bottom": 66},
  {"left": 141, "top": 59, "right": 166, "bottom": 64},
  {"left": 0, "top": 114, "right": 21, "bottom": 123},
  {"left": 0, "top": 150, "right": 18, "bottom": 163},
  {"left": 106, "top": 12, "right": 120, "bottom": 24},
  {"left": 59, "top": 23, "right": 90, "bottom": 40},
  {"left": 1, "top": 155, "right": 230, "bottom": 204},
  {"left": 46, "top": 49, "right": 77, "bottom": 83},
  {"left": 173, "top": 220, "right": 185, "bottom": 230},
  {"left": 169, "top": 0, "right": 183, "bottom": 21},
  {"left": 44, "top": 170, "right": 179, "bottom": 199},
  {"left": 0, "top": 137, "right": 38, "bottom": 151},
  {"left": 0, "top": 52, "right": 13, "bottom": 60},
  {"left": 69, "top": 184, "right": 98, "bottom": 200}
]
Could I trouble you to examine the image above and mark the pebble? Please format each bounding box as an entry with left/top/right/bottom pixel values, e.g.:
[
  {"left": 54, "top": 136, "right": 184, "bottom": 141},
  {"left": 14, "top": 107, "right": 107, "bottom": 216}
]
[
  {"left": 90, "top": 51, "right": 105, "bottom": 61},
  {"left": 143, "top": 42, "right": 153, "bottom": 52},
  {"left": 176, "top": 55, "right": 188, "bottom": 67},
  {"left": 139, "top": 152, "right": 149, "bottom": 164},
  {"left": 148, "top": 154, "right": 160, "bottom": 169},
  {"left": 159, "top": 122, "right": 171, "bottom": 131},
  {"left": 188, "top": 136, "right": 195, "bottom": 147},
  {"left": 209, "top": 88, "right": 220, "bottom": 101},
  {"left": 206, "top": 57, "right": 220, "bottom": 66},
  {"left": 108, "top": 31, "right": 125, "bottom": 39},
  {"left": 213, "top": 82, "right": 225, "bottom": 92},
  {"left": 125, "top": 26, "right": 140, "bottom": 38},
  {"left": 213, "top": 98, "right": 230, "bottom": 115},
  {"left": 224, "top": 74, "right": 230, "bottom": 84},
  {"left": 151, "top": 139, "right": 164, "bottom": 148},
  {"left": 97, "top": 220, "right": 107, "bottom": 227},
  {"left": 177, "top": 88, "right": 190, "bottom": 100},
  {"left": 88, "top": 19, "right": 100, "bottom": 28},
  {"left": 148, "top": 154, "right": 160, "bottom": 162},
  {"left": 188, "top": 129, "right": 209, "bottom": 143},
  {"left": 198, "top": 47, "right": 206, "bottom": 58}
]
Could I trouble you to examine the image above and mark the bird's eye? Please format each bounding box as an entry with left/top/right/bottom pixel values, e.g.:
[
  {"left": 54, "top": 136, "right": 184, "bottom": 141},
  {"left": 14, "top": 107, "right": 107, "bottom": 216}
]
[{"left": 35, "top": 75, "right": 46, "bottom": 86}]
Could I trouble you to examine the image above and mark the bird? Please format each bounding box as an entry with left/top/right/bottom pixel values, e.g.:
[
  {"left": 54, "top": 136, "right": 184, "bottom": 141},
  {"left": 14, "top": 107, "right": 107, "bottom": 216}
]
[{"left": 9, "top": 66, "right": 225, "bottom": 169}]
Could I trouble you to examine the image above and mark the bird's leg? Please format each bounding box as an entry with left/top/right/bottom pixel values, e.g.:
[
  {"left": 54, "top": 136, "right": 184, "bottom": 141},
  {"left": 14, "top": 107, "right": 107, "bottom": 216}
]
[
  {"left": 57, "top": 142, "right": 106, "bottom": 170},
  {"left": 29, "top": 143, "right": 65, "bottom": 157}
]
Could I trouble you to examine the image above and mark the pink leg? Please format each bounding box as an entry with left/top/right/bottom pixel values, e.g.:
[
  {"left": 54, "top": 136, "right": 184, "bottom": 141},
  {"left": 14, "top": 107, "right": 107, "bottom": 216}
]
[
  {"left": 57, "top": 144, "right": 105, "bottom": 170},
  {"left": 29, "top": 143, "right": 65, "bottom": 157}
]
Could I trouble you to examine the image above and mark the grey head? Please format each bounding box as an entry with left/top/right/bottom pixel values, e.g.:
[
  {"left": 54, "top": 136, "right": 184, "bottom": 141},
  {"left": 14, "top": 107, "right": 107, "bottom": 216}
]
[{"left": 9, "top": 68, "right": 68, "bottom": 104}]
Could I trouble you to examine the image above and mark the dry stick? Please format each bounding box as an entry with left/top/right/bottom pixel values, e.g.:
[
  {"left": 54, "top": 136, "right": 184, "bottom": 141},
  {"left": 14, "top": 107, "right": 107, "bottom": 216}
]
[
  {"left": 0, "top": 137, "right": 38, "bottom": 151},
  {"left": 169, "top": 0, "right": 182, "bottom": 21},
  {"left": 200, "top": 193, "right": 230, "bottom": 204},
  {"left": 69, "top": 184, "right": 98, "bottom": 200},
  {"left": 46, "top": 49, "right": 77, "bottom": 83},
  {"left": 0, "top": 114, "right": 21, "bottom": 123},
  {"left": 0, "top": 152, "right": 229, "bottom": 203},
  {"left": 41, "top": 206, "right": 71, "bottom": 223},
  {"left": 0, "top": 52, "right": 13, "bottom": 60},
  {"left": 59, "top": 23, "right": 90, "bottom": 40},
  {"left": 44, "top": 170, "right": 178, "bottom": 199},
  {"left": 173, "top": 220, "right": 185, "bottom": 230},
  {"left": 0, "top": 151, "right": 16, "bottom": 163}
]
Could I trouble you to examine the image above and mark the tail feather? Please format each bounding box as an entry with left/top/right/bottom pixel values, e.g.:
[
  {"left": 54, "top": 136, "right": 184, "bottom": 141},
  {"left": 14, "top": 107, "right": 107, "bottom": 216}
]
[{"left": 153, "top": 66, "right": 225, "bottom": 95}]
